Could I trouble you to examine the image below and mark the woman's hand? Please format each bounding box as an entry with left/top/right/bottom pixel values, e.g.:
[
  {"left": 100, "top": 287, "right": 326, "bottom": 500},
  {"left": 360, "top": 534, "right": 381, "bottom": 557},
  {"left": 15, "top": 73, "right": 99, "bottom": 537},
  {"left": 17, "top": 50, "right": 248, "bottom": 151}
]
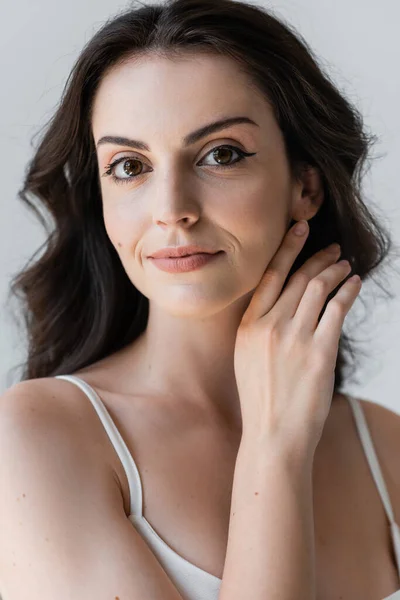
[{"left": 234, "top": 219, "right": 362, "bottom": 463}]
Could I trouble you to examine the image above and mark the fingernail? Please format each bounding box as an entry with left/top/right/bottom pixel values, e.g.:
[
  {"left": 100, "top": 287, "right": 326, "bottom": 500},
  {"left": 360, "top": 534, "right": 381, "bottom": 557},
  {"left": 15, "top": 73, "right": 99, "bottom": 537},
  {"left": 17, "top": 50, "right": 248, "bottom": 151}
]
[
  {"left": 293, "top": 221, "right": 308, "bottom": 236},
  {"left": 326, "top": 243, "right": 341, "bottom": 253},
  {"left": 348, "top": 274, "right": 361, "bottom": 283}
]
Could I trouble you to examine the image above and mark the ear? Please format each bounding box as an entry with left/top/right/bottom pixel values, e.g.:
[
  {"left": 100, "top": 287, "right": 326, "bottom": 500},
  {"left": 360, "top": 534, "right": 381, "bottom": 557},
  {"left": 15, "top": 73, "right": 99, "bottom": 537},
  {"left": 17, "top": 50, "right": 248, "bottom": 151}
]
[{"left": 290, "top": 164, "right": 324, "bottom": 223}]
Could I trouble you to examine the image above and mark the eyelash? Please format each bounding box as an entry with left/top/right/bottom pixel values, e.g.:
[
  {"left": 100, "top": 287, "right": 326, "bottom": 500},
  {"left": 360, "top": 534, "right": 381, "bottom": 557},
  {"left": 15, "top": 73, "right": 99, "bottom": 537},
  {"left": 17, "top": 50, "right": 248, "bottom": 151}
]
[{"left": 102, "top": 145, "right": 257, "bottom": 185}]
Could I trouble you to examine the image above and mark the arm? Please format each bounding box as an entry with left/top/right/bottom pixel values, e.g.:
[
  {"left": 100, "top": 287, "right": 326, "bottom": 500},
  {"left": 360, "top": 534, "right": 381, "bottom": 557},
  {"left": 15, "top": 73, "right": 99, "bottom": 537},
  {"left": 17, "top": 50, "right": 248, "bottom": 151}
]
[
  {"left": 0, "top": 380, "right": 315, "bottom": 600},
  {"left": 0, "top": 381, "right": 185, "bottom": 600},
  {"left": 218, "top": 438, "right": 316, "bottom": 600}
]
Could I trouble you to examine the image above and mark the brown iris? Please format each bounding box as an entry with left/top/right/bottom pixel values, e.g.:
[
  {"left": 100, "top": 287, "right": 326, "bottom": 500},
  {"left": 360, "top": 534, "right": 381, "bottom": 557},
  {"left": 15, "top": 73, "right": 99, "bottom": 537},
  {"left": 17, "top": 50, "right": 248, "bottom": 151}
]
[
  {"left": 122, "top": 158, "right": 143, "bottom": 177},
  {"left": 212, "top": 147, "right": 233, "bottom": 165}
]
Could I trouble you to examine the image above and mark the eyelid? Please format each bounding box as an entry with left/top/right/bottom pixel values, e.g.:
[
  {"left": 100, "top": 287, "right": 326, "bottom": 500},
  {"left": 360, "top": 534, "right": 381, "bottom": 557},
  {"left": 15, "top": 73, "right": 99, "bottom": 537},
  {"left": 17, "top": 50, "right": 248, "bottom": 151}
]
[{"left": 103, "top": 138, "right": 249, "bottom": 167}]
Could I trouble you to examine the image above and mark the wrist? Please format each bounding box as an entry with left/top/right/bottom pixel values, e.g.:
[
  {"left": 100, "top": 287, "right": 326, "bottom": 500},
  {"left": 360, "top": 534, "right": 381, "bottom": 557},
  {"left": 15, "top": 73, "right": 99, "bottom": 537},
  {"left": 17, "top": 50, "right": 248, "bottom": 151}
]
[{"left": 238, "top": 432, "right": 315, "bottom": 475}]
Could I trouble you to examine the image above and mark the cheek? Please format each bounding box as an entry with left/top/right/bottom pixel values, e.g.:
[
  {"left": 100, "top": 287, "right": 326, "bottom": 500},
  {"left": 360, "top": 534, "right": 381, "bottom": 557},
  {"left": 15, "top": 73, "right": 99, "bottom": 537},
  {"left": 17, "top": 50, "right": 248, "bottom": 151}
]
[
  {"left": 225, "top": 186, "right": 289, "bottom": 276},
  {"left": 102, "top": 202, "right": 142, "bottom": 252},
  {"left": 225, "top": 186, "right": 284, "bottom": 242}
]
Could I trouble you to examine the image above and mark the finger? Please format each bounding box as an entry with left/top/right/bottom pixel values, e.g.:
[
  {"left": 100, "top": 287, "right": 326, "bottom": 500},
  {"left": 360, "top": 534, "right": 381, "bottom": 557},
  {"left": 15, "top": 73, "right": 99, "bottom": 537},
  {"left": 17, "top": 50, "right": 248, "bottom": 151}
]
[
  {"left": 313, "top": 274, "right": 362, "bottom": 359},
  {"left": 242, "top": 220, "right": 309, "bottom": 324},
  {"left": 265, "top": 243, "right": 342, "bottom": 321},
  {"left": 292, "top": 259, "right": 353, "bottom": 334}
]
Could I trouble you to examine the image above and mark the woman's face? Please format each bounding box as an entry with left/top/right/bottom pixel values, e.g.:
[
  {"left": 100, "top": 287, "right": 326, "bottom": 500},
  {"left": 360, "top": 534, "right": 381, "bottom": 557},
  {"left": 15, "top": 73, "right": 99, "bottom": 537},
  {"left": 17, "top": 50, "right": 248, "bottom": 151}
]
[{"left": 91, "top": 52, "right": 310, "bottom": 318}]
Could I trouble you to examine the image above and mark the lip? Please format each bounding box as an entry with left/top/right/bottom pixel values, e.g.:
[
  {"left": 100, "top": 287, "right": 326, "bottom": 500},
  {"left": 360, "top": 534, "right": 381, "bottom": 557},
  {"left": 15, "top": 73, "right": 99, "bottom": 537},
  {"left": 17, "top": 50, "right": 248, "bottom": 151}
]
[
  {"left": 149, "top": 251, "right": 224, "bottom": 273},
  {"left": 149, "top": 245, "right": 220, "bottom": 259}
]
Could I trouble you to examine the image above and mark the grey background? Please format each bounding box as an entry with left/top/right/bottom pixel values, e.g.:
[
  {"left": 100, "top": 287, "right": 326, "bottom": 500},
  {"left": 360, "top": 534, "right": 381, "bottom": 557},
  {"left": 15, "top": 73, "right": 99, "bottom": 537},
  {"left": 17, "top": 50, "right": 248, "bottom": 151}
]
[{"left": 1, "top": 0, "right": 399, "bottom": 414}]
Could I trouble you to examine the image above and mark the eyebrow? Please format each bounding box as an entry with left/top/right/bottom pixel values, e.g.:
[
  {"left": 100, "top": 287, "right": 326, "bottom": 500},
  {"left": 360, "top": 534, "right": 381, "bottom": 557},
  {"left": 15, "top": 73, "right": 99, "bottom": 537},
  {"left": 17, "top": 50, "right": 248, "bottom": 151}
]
[{"left": 96, "top": 116, "right": 259, "bottom": 151}]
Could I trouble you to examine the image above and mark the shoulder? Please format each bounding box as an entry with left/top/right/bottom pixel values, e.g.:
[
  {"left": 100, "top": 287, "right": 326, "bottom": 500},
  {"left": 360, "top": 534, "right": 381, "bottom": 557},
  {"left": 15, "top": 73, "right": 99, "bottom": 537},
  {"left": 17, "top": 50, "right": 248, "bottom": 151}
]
[
  {"left": 0, "top": 377, "right": 94, "bottom": 437},
  {"left": 0, "top": 376, "right": 125, "bottom": 502},
  {"left": 0, "top": 380, "right": 153, "bottom": 599},
  {"left": 0, "top": 378, "right": 77, "bottom": 433},
  {"left": 0, "top": 379, "right": 98, "bottom": 486},
  {"left": 357, "top": 396, "right": 400, "bottom": 447},
  {"left": 0, "top": 377, "right": 117, "bottom": 474},
  {"left": 356, "top": 396, "right": 400, "bottom": 521}
]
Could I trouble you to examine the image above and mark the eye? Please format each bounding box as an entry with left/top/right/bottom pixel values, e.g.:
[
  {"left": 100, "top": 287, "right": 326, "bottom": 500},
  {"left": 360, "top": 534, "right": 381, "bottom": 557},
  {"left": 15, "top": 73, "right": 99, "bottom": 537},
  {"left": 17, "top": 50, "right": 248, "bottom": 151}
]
[
  {"left": 198, "top": 145, "right": 256, "bottom": 169},
  {"left": 102, "top": 144, "right": 257, "bottom": 185}
]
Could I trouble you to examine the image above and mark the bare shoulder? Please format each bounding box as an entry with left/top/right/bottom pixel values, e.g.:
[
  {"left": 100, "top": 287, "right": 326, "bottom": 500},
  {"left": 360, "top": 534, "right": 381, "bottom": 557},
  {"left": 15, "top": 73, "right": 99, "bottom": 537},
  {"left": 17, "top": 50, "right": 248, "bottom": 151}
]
[
  {"left": 0, "top": 379, "right": 185, "bottom": 600},
  {"left": 0, "top": 377, "right": 124, "bottom": 496},
  {"left": 0, "top": 376, "right": 112, "bottom": 447},
  {"left": 357, "top": 396, "right": 400, "bottom": 448},
  {"left": 0, "top": 378, "right": 81, "bottom": 444},
  {"left": 0, "top": 375, "right": 126, "bottom": 500},
  {"left": 1, "top": 376, "right": 91, "bottom": 419},
  {"left": 0, "top": 375, "right": 122, "bottom": 479},
  {"left": 356, "top": 396, "right": 400, "bottom": 519},
  {"left": 0, "top": 376, "right": 107, "bottom": 482},
  {"left": 0, "top": 377, "right": 90, "bottom": 409}
]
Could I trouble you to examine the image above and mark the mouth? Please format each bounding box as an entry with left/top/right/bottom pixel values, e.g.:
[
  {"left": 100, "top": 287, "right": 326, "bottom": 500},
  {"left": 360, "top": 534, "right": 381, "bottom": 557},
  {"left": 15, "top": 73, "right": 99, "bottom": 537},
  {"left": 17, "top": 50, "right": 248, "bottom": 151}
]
[
  {"left": 149, "top": 246, "right": 221, "bottom": 259},
  {"left": 176, "top": 252, "right": 207, "bottom": 257},
  {"left": 149, "top": 251, "right": 224, "bottom": 273}
]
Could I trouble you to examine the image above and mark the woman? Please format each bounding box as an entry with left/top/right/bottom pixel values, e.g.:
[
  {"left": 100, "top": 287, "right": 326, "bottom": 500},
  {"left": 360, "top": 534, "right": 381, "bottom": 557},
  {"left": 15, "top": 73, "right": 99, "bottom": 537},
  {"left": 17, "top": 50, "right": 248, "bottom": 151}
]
[{"left": 1, "top": 0, "right": 400, "bottom": 598}]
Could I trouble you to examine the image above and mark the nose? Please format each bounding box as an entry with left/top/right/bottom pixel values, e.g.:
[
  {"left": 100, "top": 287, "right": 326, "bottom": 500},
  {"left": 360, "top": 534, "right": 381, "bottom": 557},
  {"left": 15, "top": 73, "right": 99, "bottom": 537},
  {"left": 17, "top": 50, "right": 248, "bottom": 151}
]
[{"left": 152, "top": 177, "right": 201, "bottom": 228}]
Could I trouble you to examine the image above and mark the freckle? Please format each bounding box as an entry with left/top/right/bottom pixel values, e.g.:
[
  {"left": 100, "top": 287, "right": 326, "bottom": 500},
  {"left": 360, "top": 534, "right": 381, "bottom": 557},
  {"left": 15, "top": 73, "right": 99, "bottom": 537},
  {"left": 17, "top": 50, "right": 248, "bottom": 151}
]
[
  {"left": 255, "top": 492, "right": 259, "bottom": 495},
  {"left": 117, "top": 242, "right": 122, "bottom": 247},
  {"left": 23, "top": 493, "right": 26, "bottom": 497}
]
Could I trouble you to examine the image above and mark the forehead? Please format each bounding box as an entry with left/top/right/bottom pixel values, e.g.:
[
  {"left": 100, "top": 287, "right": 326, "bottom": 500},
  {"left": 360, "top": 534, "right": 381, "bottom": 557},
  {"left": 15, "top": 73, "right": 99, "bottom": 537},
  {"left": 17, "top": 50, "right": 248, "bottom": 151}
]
[{"left": 91, "top": 53, "right": 276, "bottom": 143}]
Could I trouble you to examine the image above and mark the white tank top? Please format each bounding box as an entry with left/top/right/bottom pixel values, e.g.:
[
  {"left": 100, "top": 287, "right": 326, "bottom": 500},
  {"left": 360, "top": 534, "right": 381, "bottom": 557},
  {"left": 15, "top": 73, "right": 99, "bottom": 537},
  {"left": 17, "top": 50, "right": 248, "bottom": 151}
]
[{"left": 55, "top": 374, "right": 400, "bottom": 600}]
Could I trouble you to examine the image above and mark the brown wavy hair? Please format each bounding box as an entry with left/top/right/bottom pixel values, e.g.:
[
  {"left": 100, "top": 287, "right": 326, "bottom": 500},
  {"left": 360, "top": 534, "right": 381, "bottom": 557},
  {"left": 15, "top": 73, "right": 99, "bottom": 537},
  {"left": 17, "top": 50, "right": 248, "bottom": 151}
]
[{"left": 6, "top": 0, "right": 399, "bottom": 396}]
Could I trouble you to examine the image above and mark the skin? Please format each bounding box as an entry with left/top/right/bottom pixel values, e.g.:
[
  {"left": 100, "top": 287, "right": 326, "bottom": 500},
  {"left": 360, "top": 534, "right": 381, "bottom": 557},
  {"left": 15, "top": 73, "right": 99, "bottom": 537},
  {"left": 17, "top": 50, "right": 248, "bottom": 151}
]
[
  {"left": 91, "top": 51, "right": 324, "bottom": 431},
  {"left": 1, "top": 52, "right": 399, "bottom": 600}
]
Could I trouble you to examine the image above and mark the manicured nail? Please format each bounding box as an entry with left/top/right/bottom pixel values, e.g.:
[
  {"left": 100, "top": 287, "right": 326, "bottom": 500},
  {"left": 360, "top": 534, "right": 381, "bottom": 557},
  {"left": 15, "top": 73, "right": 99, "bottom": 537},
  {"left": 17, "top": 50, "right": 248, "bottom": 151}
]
[{"left": 293, "top": 221, "right": 308, "bottom": 236}]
